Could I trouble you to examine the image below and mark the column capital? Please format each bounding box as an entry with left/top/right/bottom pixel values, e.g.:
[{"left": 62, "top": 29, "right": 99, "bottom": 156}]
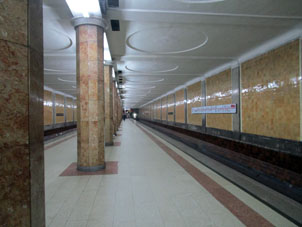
[{"left": 72, "top": 17, "right": 108, "bottom": 29}]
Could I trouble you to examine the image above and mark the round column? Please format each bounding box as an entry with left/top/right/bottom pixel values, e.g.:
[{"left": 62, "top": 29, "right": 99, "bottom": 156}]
[{"left": 73, "top": 17, "right": 106, "bottom": 171}]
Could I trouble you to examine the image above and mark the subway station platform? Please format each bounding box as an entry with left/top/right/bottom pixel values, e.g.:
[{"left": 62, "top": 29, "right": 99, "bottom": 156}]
[{"left": 44, "top": 120, "right": 298, "bottom": 227}]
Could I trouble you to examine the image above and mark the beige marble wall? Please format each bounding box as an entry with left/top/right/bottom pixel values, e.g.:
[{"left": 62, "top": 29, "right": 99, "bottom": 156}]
[
  {"left": 175, "top": 89, "right": 185, "bottom": 123},
  {"left": 104, "top": 66, "right": 113, "bottom": 145},
  {"left": 76, "top": 24, "right": 105, "bottom": 169},
  {"left": 142, "top": 105, "right": 151, "bottom": 119},
  {"left": 44, "top": 90, "right": 53, "bottom": 125},
  {"left": 74, "top": 101, "right": 77, "bottom": 122},
  {"left": 0, "top": 0, "right": 45, "bottom": 226},
  {"left": 150, "top": 103, "right": 154, "bottom": 120},
  {"left": 187, "top": 82, "right": 202, "bottom": 126},
  {"left": 55, "top": 94, "right": 65, "bottom": 124},
  {"left": 161, "top": 97, "right": 167, "bottom": 121},
  {"left": 66, "top": 97, "right": 74, "bottom": 122},
  {"left": 156, "top": 99, "right": 161, "bottom": 120},
  {"left": 206, "top": 69, "right": 233, "bottom": 131},
  {"left": 168, "top": 94, "right": 175, "bottom": 122},
  {"left": 241, "top": 40, "right": 301, "bottom": 141}
]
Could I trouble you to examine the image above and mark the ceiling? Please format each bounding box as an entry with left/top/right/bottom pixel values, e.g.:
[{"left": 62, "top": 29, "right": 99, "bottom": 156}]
[{"left": 43, "top": 0, "right": 302, "bottom": 108}]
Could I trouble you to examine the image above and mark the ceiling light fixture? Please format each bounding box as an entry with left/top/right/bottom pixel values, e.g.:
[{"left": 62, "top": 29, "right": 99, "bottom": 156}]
[{"left": 65, "top": 0, "right": 101, "bottom": 18}]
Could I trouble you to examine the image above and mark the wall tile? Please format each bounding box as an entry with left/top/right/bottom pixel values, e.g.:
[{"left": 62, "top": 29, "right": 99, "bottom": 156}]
[
  {"left": 168, "top": 94, "right": 175, "bottom": 122},
  {"left": 187, "top": 82, "right": 202, "bottom": 126},
  {"left": 241, "top": 40, "right": 300, "bottom": 141},
  {"left": 175, "top": 89, "right": 185, "bottom": 123},
  {"left": 161, "top": 97, "right": 167, "bottom": 121},
  {"left": 66, "top": 97, "right": 74, "bottom": 122},
  {"left": 43, "top": 90, "right": 53, "bottom": 125},
  {"left": 55, "top": 94, "right": 65, "bottom": 124},
  {"left": 206, "top": 69, "right": 232, "bottom": 131}
]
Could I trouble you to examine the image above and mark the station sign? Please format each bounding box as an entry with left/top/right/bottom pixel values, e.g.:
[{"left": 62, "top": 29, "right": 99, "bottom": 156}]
[{"left": 192, "top": 104, "right": 237, "bottom": 114}]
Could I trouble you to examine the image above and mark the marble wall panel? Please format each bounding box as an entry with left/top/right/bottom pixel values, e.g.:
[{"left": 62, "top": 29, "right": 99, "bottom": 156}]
[
  {"left": 142, "top": 105, "right": 151, "bottom": 119},
  {"left": 74, "top": 101, "right": 77, "bottom": 122},
  {"left": 206, "top": 69, "right": 233, "bottom": 131},
  {"left": 156, "top": 99, "right": 161, "bottom": 120},
  {"left": 187, "top": 82, "right": 202, "bottom": 126},
  {"left": 168, "top": 94, "right": 175, "bottom": 122},
  {"left": 150, "top": 103, "right": 154, "bottom": 120},
  {"left": 161, "top": 96, "right": 167, "bottom": 121},
  {"left": 0, "top": 0, "right": 44, "bottom": 224},
  {"left": 55, "top": 94, "right": 65, "bottom": 124},
  {"left": 0, "top": 0, "right": 27, "bottom": 45},
  {"left": 0, "top": 40, "right": 31, "bottom": 227},
  {"left": 0, "top": 41, "right": 29, "bottom": 147},
  {"left": 175, "top": 89, "right": 185, "bottom": 123},
  {"left": 241, "top": 40, "right": 300, "bottom": 141},
  {"left": 66, "top": 97, "right": 74, "bottom": 122},
  {"left": 43, "top": 90, "right": 53, "bottom": 125}
]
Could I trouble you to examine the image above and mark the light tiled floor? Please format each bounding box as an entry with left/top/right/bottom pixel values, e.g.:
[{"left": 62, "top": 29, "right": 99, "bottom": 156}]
[{"left": 44, "top": 120, "right": 296, "bottom": 227}]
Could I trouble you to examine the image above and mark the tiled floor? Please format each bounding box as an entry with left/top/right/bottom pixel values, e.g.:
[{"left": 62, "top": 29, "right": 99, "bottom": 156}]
[{"left": 44, "top": 120, "right": 297, "bottom": 227}]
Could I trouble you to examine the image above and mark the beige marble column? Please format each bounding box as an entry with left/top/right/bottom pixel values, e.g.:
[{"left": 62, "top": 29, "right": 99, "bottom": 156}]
[
  {"left": 113, "top": 83, "right": 118, "bottom": 133},
  {"left": 104, "top": 65, "right": 114, "bottom": 146},
  {"left": 0, "top": 0, "right": 45, "bottom": 226},
  {"left": 73, "top": 18, "right": 106, "bottom": 171}
]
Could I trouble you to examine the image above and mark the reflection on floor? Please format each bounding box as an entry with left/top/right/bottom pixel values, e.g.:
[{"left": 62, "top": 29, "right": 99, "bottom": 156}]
[{"left": 44, "top": 120, "right": 296, "bottom": 227}]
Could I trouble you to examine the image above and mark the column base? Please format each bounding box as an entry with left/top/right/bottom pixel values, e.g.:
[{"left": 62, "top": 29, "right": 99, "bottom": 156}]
[
  {"left": 105, "top": 142, "right": 114, "bottom": 146},
  {"left": 77, "top": 164, "right": 106, "bottom": 172}
]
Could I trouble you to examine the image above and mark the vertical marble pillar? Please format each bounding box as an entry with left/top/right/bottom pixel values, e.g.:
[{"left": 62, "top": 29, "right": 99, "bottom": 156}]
[
  {"left": 112, "top": 81, "right": 117, "bottom": 135},
  {"left": 114, "top": 86, "right": 119, "bottom": 132},
  {"left": 73, "top": 18, "right": 106, "bottom": 171},
  {"left": 104, "top": 65, "right": 114, "bottom": 146},
  {"left": 0, "top": 0, "right": 45, "bottom": 226}
]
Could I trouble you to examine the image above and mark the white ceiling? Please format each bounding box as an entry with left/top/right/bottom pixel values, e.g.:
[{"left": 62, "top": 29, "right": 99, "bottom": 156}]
[{"left": 43, "top": 0, "right": 302, "bottom": 108}]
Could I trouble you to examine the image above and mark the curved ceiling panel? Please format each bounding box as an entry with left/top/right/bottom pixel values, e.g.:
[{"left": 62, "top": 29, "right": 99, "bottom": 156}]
[
  {"left": 125, "top": 62, "right": 179, "bottom": 73},
  {"left": 126, "top": 78, "right": 165, "bottom": 83},
  {"left": 44, "top": 28, "right": 73, "bottom": 52},
  {"left": 126, "top": 26, "right": 208, "bottom": 54}
]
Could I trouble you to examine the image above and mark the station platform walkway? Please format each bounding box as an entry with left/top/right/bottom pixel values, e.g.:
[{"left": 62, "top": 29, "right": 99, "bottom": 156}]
[{"left": 44, "top": 120, "right": 297, "bottom": 227}]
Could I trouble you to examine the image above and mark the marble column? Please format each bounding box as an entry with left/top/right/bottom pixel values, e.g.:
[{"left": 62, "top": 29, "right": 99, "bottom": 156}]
[
  {"left": 104, "top": 65, "right": 114, "bottom": 146},
  {"left": 113, "top": 84, "right": 119, "bottom": 133},
  {"left": 73, "top": 18, "right": 106, "bottom": 171},
  {"left": 112, "top": 81, "right": 117, "bottom": 135},
  {"left": 0, "top": 0, "right": 45, "bottom": 226}
]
